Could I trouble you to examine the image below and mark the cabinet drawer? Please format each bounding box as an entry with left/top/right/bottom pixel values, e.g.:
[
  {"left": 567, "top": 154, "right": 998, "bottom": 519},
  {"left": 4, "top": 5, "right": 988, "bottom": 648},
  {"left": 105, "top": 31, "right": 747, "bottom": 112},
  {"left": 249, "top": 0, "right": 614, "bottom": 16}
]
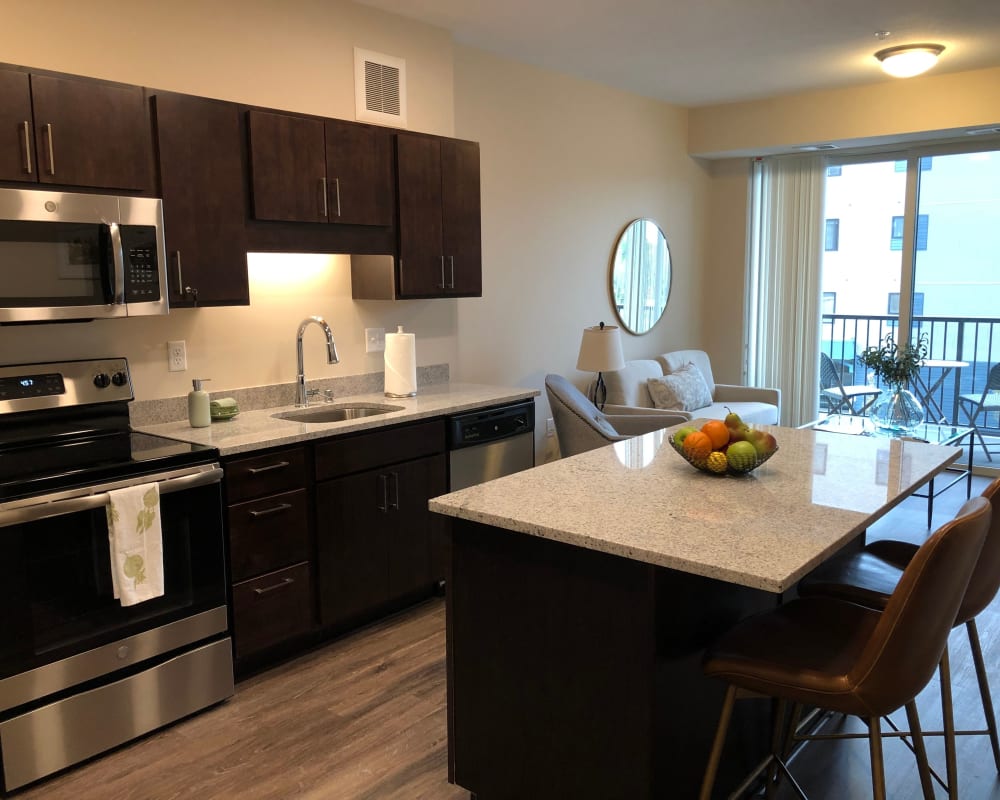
[
  {"left": 315, "top": 419, "right": 446, "bottom": 481},
  {"left": 228, "top": 489, "right": 310, "bottom": 582},
  {"left": 225, "top": 447, "right": 308, "bottom": 503},
  {"left": 232, "top": 562, "right": 313, "bottom": 659}
]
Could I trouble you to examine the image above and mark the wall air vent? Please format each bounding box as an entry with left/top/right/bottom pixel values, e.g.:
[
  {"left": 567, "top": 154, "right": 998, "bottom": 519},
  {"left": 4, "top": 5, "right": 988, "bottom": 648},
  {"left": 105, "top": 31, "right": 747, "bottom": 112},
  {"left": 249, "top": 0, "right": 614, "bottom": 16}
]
[
  {"left": 797, "top": 144, "right": 838, "bottom": 151},
  {"left": 354, "top": 48, "right": 407, "bottom": 128}
]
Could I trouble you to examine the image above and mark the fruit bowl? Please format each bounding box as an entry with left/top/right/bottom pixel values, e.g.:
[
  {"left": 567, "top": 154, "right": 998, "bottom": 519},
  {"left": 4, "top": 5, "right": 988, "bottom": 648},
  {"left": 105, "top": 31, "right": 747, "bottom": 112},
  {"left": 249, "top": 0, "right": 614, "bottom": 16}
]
[{"left": 668, "top": 436, "right": 778, "bottom": 476}]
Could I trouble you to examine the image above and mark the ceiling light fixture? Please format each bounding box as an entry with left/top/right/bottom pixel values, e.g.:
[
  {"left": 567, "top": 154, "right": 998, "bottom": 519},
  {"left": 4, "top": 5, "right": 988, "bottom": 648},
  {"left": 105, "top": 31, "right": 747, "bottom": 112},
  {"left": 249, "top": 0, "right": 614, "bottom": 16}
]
[{"left": 875, "top": 43, "right": 945, "bottom": 78}]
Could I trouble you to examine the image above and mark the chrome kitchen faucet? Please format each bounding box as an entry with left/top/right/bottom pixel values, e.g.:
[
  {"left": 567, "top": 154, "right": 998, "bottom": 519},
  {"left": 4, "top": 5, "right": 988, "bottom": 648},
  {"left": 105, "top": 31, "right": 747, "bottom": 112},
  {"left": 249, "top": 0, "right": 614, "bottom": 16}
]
[{"left": 296, "top": 316, "right": 339, "bottom": 406}]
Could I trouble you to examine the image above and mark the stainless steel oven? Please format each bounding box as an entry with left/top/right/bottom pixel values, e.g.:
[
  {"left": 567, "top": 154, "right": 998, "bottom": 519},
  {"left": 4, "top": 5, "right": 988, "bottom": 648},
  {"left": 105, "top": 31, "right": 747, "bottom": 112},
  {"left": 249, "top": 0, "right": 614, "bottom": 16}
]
[
  {"left": 0, "top": 188, "right": 168, "bottom": 323},
  {"left": 0, "top": 359, "right": 232, "bottom": 792}
]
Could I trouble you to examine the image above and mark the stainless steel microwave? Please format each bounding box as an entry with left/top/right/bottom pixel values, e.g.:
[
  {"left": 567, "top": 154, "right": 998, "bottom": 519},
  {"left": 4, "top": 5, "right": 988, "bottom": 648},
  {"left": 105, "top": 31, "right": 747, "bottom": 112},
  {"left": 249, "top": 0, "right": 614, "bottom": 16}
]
[{"left": 0, "top": 188, "right": 168, "bottom": 323}]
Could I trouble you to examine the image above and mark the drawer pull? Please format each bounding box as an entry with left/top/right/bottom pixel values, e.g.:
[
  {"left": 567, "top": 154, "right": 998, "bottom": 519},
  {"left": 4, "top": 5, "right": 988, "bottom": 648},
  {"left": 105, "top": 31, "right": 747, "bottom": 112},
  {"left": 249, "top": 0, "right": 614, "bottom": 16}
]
[
  {"left": 248, "top": 502, "right": 293, "bottom": 518},
  {"left": 253, "top": 577, "right": 295, "bottom": 595},
  {"left": 246, "top": 461, "right": 290, "bottom": 475}
]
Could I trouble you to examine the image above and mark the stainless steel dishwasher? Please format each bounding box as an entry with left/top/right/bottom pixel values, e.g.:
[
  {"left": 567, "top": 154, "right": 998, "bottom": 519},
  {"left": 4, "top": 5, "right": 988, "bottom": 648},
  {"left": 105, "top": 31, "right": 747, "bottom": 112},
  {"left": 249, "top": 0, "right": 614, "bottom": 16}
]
[{"left": 447, "top": 400, "right": 535, "bottom": 490}]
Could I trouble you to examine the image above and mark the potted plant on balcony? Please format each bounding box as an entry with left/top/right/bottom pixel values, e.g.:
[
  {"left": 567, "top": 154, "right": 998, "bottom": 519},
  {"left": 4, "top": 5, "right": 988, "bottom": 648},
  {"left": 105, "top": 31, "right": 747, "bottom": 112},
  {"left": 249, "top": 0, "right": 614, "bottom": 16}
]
[{"left": 857, "top": 333, "right": 929, "bottom": 433}]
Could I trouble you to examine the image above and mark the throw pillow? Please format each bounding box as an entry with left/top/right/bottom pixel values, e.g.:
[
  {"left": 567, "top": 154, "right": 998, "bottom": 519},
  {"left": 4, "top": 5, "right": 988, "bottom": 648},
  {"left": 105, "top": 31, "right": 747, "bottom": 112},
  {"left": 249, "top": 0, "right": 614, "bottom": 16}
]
[{"left": 647, "top": 363, "right": 713, "bottom": 411}]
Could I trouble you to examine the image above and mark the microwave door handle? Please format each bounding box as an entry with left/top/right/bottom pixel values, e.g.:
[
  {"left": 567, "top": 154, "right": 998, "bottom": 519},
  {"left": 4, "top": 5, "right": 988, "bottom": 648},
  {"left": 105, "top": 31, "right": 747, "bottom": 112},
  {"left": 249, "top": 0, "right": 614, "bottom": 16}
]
[
  {"left": 108, "top": 222, "right": 126, "bottom": 305},
  {"left": 0, "top": 466, "right": 224, "bottom": 528}
]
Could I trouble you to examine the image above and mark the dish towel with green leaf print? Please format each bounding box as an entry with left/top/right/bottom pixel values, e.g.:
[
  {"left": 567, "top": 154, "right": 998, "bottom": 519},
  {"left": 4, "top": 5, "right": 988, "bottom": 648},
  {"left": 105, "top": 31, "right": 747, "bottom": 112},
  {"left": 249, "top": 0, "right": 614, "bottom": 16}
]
[{"left": 106, "top": 483, "right": 164, "bottom": 606}]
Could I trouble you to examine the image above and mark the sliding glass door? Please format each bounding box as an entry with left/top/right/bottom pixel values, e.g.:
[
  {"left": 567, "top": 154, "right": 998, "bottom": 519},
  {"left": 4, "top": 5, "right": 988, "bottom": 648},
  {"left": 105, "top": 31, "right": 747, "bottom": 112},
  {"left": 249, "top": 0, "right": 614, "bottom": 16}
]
[{"left": 821, "top": 145, "right": 1000, "bottom": 469}]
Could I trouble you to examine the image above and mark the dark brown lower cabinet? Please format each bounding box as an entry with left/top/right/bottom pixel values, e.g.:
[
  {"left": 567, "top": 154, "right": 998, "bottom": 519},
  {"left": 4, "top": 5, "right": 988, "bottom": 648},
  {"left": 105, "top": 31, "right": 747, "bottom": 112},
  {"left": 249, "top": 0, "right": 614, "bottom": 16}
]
[
  {"left": 316, "top": 452, "right": 446, "bottom": 626},
  {"left": 314, "top": 420, "right": 447, "bottom": 628},
  {"left": 232, "top": 562, "right": 313, "bottom": 660}
]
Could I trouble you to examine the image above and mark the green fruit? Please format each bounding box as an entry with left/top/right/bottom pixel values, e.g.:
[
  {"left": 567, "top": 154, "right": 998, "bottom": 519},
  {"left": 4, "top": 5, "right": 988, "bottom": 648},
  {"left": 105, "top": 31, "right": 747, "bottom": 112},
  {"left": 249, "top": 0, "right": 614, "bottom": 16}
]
[
  {"left": 723, "top": 406, "right": 743, "bottom": 429},
  {"left": 673, "top": 426, "right": 698, "bottom": 446},
  {"left": 726, "top": 440, "right": 758, "bottom": 472}
]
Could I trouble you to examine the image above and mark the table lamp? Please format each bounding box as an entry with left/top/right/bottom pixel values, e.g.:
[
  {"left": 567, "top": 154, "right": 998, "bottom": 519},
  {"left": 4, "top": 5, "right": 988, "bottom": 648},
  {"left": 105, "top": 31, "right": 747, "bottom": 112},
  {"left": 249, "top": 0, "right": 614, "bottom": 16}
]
[{"left": 576, "top": 321, "right": 625, "bottom": 410}]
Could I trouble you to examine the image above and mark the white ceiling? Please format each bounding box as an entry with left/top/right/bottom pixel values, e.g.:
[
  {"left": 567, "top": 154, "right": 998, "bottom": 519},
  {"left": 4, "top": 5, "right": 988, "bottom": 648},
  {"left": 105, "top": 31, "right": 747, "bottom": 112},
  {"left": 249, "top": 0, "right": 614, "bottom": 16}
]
[{"left": 354, "top": 0, "right": 1000, "bottom": 107}]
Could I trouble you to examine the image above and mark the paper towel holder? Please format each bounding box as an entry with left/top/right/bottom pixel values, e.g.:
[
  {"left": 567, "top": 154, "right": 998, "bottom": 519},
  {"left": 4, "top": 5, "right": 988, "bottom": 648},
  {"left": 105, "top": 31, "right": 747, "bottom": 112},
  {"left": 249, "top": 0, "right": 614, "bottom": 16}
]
[{"left": 385, "top": 325, "right": 418, "bottom": 398}]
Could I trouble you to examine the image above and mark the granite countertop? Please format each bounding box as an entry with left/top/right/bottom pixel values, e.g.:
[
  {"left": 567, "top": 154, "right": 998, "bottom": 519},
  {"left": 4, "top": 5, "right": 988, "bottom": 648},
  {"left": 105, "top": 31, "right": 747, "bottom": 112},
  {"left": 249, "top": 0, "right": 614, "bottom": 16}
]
[
  {"left": 429, "top": 422, "right": 962, "bottom": 593},
  {"left": 135, "top": 382, "right": 538, "bottom": 456}
]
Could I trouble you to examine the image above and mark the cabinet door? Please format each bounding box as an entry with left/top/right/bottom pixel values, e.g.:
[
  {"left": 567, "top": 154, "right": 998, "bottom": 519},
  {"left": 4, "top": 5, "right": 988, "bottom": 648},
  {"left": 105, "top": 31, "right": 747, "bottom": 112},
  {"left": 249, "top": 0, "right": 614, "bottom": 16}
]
[
  {"left": 441, "top": 139, "right": 482, "bottom": 296},
  {"left": 387, "top": 453, "right": 446, "bottom": 599},
  {"left": 316, "top": 467, "right": 391, "bottom": 626},
  {"left": 30, "top": 74, "right": 153, "bottom": 192},
  {"left": 153, "top": 93, "right": 249, "bottom": 306},
  {"left": 248, "top": 109, "right": 327, "bottom": 222},
  {"left": 0, "top": 70, "right": 35, "bottom": 182},
  {"left": 325, "top": 119, "right": 393, "bottom": 226},
  {"left": 396, "top": 133, "right": 445, "bottom": 297}
]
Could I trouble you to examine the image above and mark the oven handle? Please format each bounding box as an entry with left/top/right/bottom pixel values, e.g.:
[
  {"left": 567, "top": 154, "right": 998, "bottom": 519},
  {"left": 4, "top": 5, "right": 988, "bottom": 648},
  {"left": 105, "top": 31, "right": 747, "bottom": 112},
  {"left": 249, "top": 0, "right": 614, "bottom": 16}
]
[{"left": 0, "top": 466, "right": 223, "bottom": 527}]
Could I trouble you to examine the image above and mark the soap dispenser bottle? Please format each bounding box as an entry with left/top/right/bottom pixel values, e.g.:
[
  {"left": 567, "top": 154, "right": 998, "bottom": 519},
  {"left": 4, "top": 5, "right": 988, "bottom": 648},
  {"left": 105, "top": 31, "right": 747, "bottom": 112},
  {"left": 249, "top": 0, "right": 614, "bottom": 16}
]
[{"left": 188, "top": 378, "right": 211, "bottom": 428}]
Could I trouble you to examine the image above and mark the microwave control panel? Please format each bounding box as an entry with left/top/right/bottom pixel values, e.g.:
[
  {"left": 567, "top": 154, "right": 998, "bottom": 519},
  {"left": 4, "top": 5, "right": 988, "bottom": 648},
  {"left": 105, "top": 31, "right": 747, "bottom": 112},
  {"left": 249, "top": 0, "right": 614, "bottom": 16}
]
[{"left": 120, "top": 225, "right": 161, "bottom": 302}]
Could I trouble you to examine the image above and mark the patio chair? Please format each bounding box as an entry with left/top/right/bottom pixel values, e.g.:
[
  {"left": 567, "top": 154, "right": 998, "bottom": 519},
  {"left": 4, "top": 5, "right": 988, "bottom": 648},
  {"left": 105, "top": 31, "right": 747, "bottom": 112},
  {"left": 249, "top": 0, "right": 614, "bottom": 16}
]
[
  {"left": 959, "top": 363, "right": 1000, "bottom": 462},
  {"left": 820, "top": 352, "right": 882, "bottom": 416}
]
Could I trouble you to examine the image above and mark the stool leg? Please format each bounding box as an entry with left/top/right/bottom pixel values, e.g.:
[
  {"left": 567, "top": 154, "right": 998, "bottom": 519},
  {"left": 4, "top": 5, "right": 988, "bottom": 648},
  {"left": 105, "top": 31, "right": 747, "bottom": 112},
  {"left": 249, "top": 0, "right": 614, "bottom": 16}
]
[
  {"left": 765, "top": 697, "right": 787, "bottom": 798},
  {"left": 967, "top": 618, "right": 1000, "bottom": 772},
  {"left": 699, "top": 684, "right": 736, "bottom": 800},
  {"left": 940, "top": 648, "right": 959, "bottom": 799},
  {"left": 868, "top": 715, "right": 887, "bottom": 800},
  {"left": 904, "top": 699, "right": 935, "bottom": 800}
]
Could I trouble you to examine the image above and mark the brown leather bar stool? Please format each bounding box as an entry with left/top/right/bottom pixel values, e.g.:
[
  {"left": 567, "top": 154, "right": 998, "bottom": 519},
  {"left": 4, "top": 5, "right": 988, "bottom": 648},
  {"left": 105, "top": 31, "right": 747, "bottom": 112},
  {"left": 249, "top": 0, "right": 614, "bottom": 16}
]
[
  {"left": 797, "top": 477, "right": 1000, "bottom": 798},
  {"left": 698, "top": 496, "right": 991, "bottom": 800}
]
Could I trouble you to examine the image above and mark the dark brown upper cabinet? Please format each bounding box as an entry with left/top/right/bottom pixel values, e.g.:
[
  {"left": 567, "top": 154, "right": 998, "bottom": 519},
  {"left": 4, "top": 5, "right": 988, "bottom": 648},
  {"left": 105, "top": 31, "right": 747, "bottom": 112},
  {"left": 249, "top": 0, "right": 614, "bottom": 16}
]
[
  {"left": 247, "top": 109, "right": 392, "bottom": 226},
  {"left": 396, "top": 133, "right": 481, "bottom": 298},
  {"left": 0, "top": 67, "right": 154, "bottom": 192},
  {"left": 152, "top": 92, "right": 249, "bottom": 307}
]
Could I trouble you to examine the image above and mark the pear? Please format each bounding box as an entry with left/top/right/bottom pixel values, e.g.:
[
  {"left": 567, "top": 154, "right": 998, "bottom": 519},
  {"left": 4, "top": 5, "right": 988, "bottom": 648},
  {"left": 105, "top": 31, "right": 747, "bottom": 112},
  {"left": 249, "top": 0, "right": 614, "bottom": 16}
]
[{"left": 724, "top": 407, "right": 750, "bottom": 442}]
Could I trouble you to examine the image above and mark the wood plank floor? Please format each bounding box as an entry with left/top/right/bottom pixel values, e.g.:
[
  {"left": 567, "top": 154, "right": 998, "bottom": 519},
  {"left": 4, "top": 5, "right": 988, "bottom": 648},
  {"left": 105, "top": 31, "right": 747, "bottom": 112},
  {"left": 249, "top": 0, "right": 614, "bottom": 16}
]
[{"left": 15, "top": 472, "right": 1000, "bottom": 799}]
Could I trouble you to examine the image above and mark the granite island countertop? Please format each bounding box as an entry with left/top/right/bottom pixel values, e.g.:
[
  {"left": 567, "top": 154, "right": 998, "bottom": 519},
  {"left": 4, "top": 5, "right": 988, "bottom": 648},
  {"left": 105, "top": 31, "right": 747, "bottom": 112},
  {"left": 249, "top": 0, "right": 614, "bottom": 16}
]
[
  {"left": 135, "top": 382, "right": 538, "bottom": 457},
  {"left": 429, "top": 423, "right": 962, "bottom": 593}
]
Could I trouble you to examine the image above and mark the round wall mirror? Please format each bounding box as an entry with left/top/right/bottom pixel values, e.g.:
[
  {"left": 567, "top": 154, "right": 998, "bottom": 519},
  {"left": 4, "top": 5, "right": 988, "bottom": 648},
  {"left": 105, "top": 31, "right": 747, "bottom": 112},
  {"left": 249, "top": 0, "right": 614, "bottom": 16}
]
[{"left": 609, "top": 218, "right": 671, "bottom": 335}]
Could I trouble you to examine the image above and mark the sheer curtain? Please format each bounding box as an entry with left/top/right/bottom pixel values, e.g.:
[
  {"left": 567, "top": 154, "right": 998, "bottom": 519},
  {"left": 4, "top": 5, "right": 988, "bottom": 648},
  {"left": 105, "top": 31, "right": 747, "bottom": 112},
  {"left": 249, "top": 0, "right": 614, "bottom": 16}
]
[{"left": 745, "top": 155, "right": 827, "bottom": 426}]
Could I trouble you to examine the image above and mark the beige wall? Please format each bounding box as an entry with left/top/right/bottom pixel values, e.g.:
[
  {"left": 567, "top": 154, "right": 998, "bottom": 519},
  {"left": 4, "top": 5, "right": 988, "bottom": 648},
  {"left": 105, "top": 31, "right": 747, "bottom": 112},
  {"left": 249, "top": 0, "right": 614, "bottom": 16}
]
[
  {"left": 689, "top": 65, "right": 1000, "bottom": 158},
  {"left": 0, "top": 0, "right": 709, "bottom": 458},
  {"left": 451, "top": 47, "right": 710, "bottom": 423}
]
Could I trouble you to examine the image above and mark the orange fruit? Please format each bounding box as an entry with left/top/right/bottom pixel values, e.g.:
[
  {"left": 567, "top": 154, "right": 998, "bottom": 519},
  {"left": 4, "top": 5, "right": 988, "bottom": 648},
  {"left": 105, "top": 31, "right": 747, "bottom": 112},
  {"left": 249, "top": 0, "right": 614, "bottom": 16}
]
[
  {"left": 682, "top": 430, "right": 712, "bottom": 461},
  {"left": 701, "top": 420, "right": 730, "bottom": 450}
]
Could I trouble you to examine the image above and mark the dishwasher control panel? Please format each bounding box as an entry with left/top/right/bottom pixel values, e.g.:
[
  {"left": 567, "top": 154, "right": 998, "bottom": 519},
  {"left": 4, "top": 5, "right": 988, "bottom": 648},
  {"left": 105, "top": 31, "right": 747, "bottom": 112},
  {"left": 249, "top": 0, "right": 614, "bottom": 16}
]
[{"left": 447, "top": 401, "right": 535, "bottom": 449}]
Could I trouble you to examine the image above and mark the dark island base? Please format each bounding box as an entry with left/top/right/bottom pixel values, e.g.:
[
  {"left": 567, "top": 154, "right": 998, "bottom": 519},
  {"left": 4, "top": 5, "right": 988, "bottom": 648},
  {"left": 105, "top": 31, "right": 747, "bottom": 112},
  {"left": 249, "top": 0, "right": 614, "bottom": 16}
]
[{"left": 446, "top": 518, "right": 779, "bottom": 799}]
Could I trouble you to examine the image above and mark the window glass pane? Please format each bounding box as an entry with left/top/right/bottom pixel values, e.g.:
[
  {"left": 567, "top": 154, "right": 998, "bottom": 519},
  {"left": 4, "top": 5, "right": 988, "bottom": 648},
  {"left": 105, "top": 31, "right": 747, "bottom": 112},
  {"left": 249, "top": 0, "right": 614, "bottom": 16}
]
[{"left": 825, "top": 218, "right": 839, "bottom": 251}]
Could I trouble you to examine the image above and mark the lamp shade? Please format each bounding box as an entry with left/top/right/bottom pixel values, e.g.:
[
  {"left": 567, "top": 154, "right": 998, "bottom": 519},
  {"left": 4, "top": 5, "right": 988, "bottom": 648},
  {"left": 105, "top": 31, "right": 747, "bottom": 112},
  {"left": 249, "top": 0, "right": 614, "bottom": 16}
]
[
  {"left": 875, "top": 44, "right": 944, "bottom": 78},
  {"left": 576, "top": 323, "right": 626, "bottom": 373}
]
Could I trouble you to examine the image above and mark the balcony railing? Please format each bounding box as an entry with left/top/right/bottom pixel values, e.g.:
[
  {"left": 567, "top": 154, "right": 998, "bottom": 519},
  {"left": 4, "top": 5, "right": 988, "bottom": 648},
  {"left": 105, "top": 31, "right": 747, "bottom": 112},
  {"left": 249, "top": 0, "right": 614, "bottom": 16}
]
[{"left": 821, "top": 314, "right": 1000, "bottom": 434}]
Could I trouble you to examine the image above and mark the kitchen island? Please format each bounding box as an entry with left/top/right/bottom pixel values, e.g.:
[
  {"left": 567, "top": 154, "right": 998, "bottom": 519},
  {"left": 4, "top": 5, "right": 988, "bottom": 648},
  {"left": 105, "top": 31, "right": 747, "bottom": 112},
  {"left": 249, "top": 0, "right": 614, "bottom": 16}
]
[{"left": 430, "top": 424, "right": 962, "bottom": 798}]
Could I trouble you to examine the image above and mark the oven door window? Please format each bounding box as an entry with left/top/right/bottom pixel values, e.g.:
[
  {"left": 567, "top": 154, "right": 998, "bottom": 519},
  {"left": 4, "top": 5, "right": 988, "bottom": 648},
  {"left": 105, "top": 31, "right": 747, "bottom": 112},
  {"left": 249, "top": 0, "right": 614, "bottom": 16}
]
[
  {"left": 0, "top": 220, "right": 114, "bottom": 307},
  {"left": 0, "top": 482, "right": 226, "bottom": 679}
]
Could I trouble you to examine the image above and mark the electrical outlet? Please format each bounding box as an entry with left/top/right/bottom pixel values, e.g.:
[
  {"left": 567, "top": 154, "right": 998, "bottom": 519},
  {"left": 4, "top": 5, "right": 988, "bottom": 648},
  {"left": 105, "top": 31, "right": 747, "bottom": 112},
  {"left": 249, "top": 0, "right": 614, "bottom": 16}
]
[
  {"left": 365, "top": 327, "right": 385, "bottom": 353},
  {"left": 167, "top": 340, "right": 187, "bottom": 372},
  {"left": 545, "top": 417, "right": 556, "bottom": 437}
]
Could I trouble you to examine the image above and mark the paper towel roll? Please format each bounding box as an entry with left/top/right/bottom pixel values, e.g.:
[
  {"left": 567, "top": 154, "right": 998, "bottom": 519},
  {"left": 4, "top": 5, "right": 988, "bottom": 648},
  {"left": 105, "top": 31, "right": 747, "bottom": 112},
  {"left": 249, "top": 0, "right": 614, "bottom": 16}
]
[{"left": 384, "top": 326, "right": 417, "bottom": 397}]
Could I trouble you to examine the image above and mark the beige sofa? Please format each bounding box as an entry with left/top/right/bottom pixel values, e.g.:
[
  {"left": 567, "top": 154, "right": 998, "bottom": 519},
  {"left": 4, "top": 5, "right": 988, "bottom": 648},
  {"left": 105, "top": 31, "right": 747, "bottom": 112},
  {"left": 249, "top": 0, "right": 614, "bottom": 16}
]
[{"left": 600, "top": 349, "right": 780, "bottom": 425}]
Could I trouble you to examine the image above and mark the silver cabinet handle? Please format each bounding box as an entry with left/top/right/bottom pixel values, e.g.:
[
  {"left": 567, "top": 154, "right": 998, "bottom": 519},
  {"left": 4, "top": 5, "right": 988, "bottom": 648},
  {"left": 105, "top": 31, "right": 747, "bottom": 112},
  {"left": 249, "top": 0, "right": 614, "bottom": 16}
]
[
  {"left": 248, "top": 503, "right": 293, "bottom": 518},
  {"left": 175, "top": 251, "right": 194, "bottom": 299},
  {"left": 388, "top": 471, "right": 399, "bottom": 511},
  {"left": 377, "top": 473, "right": 388, "bottom": 513},
  {"left": 253, "top": 577, "right": 295, "bottom": 596},
  {"left": 439, "top": 255, "right": 446, "bottom": 289},
  {"left": 320, "top": 176, "right": 328, "bottom": 218},
  {"left": 109, "top": 223, "right": 125, "bottom": 305},
  {"left": 449, "top": 255, "right": 455, "bottom": 289},
  {"left": 246, "top": 461, "right": 290, "bottom": 475},
  {"left": 44, "top": 123, "right": 55, "bottom": 175},
  {"left": 21, "top": 121, "right": 32, "bottom": 174},
  {"left": 333, "top": 177, "right": 341, "bottom": 217}
]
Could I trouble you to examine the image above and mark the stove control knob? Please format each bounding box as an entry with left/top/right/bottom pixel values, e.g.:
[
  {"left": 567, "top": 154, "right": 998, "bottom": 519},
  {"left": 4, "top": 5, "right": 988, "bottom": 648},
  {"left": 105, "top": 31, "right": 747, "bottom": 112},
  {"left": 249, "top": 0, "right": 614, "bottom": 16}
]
[
  {"left": 93, "top": 372, "right": 111, "bottom": 388},
  {"left": 111, "top": 371, "right": 129, "bottom": 387}
]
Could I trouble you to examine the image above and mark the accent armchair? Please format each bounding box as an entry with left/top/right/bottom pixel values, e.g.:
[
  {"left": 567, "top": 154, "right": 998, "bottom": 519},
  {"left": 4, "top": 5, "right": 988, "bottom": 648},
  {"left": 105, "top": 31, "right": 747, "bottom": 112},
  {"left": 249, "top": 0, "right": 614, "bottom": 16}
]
[{"left": 545, "top": 374, "right": 686, "bottom": 458}]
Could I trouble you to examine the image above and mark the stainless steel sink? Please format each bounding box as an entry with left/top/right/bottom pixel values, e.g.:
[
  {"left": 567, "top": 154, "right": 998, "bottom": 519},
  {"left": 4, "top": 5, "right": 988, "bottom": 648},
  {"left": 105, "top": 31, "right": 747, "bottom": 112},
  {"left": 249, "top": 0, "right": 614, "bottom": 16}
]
[{"left": 272, "top": 403, "right": 404, "bottom": 424}]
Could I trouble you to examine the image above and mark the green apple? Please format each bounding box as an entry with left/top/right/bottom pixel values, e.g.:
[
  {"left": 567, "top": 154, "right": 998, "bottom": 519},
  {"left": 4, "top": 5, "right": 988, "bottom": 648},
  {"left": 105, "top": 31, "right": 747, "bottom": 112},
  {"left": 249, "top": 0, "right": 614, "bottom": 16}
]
[
  {"left": 726, "top": 440, "right": 757, "bottom": 472},
  {"left": 673, "top": 426, "right": 698, "bottom": 446}
]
